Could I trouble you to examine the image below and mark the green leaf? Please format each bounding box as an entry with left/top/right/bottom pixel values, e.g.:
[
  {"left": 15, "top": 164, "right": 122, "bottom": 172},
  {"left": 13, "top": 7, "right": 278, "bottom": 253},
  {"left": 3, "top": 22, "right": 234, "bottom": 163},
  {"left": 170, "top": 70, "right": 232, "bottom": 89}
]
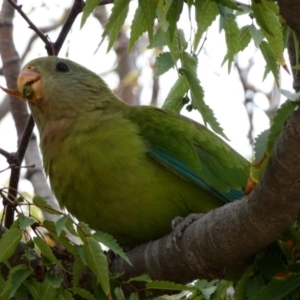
[
  {"left": 84, "top": 237, "right": 110, "bottom": 295},
  {"left": 234, "top": 264, "right": 256, "bottom": 300},
  {"left": 129, "top": 292, "right": 139, "bottom": 300},
  {"left": 24, "top": 282, "right": 40, "bottom": 300},
  {"left": 77, "top": 222, "right": 92, "bottom": 244},
  {"left": 101, "top": 0, "right": 130, "bottom": 51},
  {"left": 224, "top": 16, "right": 240, "bottom": 72},
  {"left": 71, "top": 287, "right": 97, "bottom": 300},
  {"left": 1, "top": 265, "right": 28, "bottom": 297},
  {"left": 246, "top": 275, "right": 265, "bottom": 299},
  {"left": 194, "top": 0, "right": 219, "bottom": 51},
  {"left": 33, "top": 280, "right": 58, "bottom": 300},
  {"left": 215, "top": 0, "right": 242, "bottom": 11},
  {"left": 32, "top": 196, "right": 61, "bottom": 215},
  {"left": 293, "top": 30, "right": 299, "bottom": 69},
  {"left": 239, "top": 25, "right": 252, "bottom": 51},
  {"left": 181, "top": 52, "right": 227, "bottom": 139},
  {"left": 0, "top": 274, "right": 9, "bottom": 300},
  {"left": 166, "top": 0, "right": 183, "bottom": 42},
  {"left": 0, "top": 228, "right": 22, "bottom": 263},
  {"left": 65, "top": 217, "right": 78, "bottom": 237},
  {"left": 252, "top": 0, "right": 284, "bottom": 65},
  {"left": 17, "top": 214, "right": 35, "bottom": 230},
  {"left": 128, "top": 274, "right": 152, "bottom": 283},
  {"left": 218, "top": 5, "right": 234, "bottom": 29},
  {"left": 162, "top": 75, "right": 189, "bottom": 113},
  {"left": 138, "top": 0, "right": 157, "bottom": 42},
  {"left": 33, "top": 237, "right": 60, "bottom": 266},
  {"left": 148, "top": 28, "right": 166, "bottom": 49},
  {"left": 256, "top": 257, "right": 287, "bottom": 280},
  {"left": 259, "top": 41, "right": 279, "bottom": 86},
  {"left": 253, "top": 129, "right": 270, "bottom": 164},
  {"left": 248, "top": 24, "right": 264, "bottom": 47},
  {"left": 129, "top": 7, "right": 147, "bottom": 52},
  {"left": 114, "top": 287, "right": 126, "bottom": 300},
  {"left": 93, "top": 231, "right": 131, "bottom": 265},
  {"left": 146, "top": 280, "right": 194, "bottom": 291},
  {"left": 45, "top": 273, "right": 63, "bottom": 288},
  {"left": 73, "top": 259, "right": 86, "bottom": 287},
  {"left": 155, "top": 52, "right": 175, "bottom": 77},
  {"left": 9, "top": 267, "right": 33, "bottom": 298},
  {"left": 57, "top": 289, "right": 74, "bottom": 300},
  {"left": 81, "top": 0, "right": 100, "bottom": 28},
  {"left": 280, "top": 89, "right": 300, "bottom": 101},
  {"left": 250, "top": 100, "right": 297, "bottom": 182},
  {"left": 156, "top": 3, "right": 186, "bottom": 63},
  {"left": 55, "top": 216, "right": 68, "bottom": 237},
  {"left": 211, "top": 280, "right": 232, "bottom": 300},
  {"left": 13, "top": 284, "right": 28, "bottom": 300},
  {"left": 193, "top": 279, "right": 213, "bottom": 290},
  {"left": 75, "top": 244, "right": 87, "bottom": 265},
  {"left": 292, "top": 64, "right": 300, "bottom": 71},
  {"left": 266, "top": 100, "right": 297, "bottom": 154},
  {"left": 42, "top": 226, "right": 78, "bottom": 258},
  {"left": 251, "top": 0, "right": 273, "bottom": 35},
  {"left": 252, "top": 273, "right": 300, "bottom": 300}
]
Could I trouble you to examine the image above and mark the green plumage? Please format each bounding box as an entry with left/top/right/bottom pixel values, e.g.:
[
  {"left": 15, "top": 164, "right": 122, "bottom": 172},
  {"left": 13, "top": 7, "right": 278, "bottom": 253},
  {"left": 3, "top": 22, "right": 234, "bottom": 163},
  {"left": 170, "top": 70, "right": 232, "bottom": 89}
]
[{"left": 20, "top": 57, "right": 249, "bottom": 246}]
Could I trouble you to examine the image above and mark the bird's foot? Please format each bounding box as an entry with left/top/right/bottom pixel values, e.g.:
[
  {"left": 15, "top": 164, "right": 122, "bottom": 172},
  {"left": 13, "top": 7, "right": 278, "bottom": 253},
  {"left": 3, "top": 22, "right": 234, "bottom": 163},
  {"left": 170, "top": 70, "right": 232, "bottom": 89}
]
[{"left": 171, "top": 213, "right": 203, "bottom": 251}]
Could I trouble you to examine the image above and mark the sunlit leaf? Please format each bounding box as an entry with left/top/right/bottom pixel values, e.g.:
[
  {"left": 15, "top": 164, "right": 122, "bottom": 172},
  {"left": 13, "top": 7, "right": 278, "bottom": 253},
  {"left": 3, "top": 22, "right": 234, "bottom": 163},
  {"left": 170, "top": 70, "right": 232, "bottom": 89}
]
[
  {"left": 224, "top": 16, "right": 240, "bottom": 72},
  {"left": 129, "top": 7, "right": 147, "bottom": 52},
  {"left": 101, "top": 0, "right": 130, "bottom": 51},
  {"left": 163, "top": 75, "right": 189, "bottom": 113},
  {"left": 81, "top": 0, "right": 100, "bottom": 28},
  {"left": 155, "top": 52, "right": 174, "bottom": 77},
  {"left": 33, "top": 237, "right": 60, "bottom": 265},
  {"left": 138, "top": 0, "right": 157, "bottom": 42},
  {"left": 84, "top": 237, "right": 110, "bottom": 295},
  {"left": 259, "top": 41, "right": 279, "bottom": 86},
  {"left": 93, "top": 231, "right": 131, "bottom": 265},
  {"left": 0, "top": 228, "right": 22, "bottom": 263},
  {"left": 252, "top": 0, "right": 284, "bottom": 65},
  {"left": 181, "top": 52, "right": 227, "bottom": 139},
  {"left": 194, "top": 0, "right": 219, "bottom": 51}
]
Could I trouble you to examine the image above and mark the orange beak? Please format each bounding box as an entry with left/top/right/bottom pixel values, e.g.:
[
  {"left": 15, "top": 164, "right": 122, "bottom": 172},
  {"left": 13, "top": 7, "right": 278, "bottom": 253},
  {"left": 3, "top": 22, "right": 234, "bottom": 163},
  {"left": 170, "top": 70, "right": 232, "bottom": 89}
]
[
  {"left": 0, "top": 66, "right": 43, "bottom": 105},
  {"left": 17, "top": 66, "right": 43, "bottom": 104}
]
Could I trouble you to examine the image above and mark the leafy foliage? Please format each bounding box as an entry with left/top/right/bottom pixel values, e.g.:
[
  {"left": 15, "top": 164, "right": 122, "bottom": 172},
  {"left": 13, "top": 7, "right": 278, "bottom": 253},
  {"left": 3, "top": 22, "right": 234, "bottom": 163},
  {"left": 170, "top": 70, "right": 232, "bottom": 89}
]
[
  {"left": 0, "top": 195, "right": 130, "bottom": 298},
  {"left": 79, "top": 0, "right": 287, "bottom": 140},
  {"left": 235, "top": 223, "right": 300, "bottom": 300},
  {"left": 251, "top": 100, "right": 297, "bottom": 183}
]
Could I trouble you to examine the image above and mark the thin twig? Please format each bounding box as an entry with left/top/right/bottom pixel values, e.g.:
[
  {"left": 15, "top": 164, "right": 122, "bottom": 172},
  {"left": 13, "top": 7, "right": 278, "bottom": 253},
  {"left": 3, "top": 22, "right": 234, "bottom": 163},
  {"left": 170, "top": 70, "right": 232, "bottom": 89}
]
[
  {"left": 0, "top": 148, "right": 10, "bottom": 159},
  {"left": 6, "top": 0, "right": 52, "bottom": 47},
  {"left": 51, "top": 0, "right": 85, "bottom": 55}
]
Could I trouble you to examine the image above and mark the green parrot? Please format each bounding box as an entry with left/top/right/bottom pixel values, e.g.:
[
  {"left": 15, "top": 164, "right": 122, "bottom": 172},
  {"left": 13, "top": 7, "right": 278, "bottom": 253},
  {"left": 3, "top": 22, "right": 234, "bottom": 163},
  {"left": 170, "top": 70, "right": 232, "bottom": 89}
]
[{"left": 15, "top": 56, "right": 249, "bottom": 246}]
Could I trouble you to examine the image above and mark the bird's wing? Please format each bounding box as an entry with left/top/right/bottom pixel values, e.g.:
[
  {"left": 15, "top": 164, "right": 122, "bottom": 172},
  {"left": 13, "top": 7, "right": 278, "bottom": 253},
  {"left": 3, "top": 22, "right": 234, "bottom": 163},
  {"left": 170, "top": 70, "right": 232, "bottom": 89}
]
[{"left": 123, "top": 106, "right": 249, "bottom": 202}]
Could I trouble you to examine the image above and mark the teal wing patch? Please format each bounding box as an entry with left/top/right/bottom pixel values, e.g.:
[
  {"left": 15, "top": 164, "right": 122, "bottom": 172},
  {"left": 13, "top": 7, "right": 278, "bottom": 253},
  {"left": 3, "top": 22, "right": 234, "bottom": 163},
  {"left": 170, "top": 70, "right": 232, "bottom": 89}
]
[{"left": 123, "top": 106, "right": 249, "bottom": 202}]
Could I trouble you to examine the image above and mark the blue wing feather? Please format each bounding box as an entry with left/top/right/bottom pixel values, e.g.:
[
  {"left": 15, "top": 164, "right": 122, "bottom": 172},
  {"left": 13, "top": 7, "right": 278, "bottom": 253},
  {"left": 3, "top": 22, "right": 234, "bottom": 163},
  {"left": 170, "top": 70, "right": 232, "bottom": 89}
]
[{"left": 149, "top": 146, "right": 244, "bottom": 203}]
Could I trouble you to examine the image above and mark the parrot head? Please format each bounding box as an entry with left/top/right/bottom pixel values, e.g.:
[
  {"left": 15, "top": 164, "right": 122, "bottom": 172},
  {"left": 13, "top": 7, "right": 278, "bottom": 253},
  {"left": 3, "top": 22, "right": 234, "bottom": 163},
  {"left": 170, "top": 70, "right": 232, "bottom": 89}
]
[{"left": 5, "top": 56, "right": 122, "bottom": 131}]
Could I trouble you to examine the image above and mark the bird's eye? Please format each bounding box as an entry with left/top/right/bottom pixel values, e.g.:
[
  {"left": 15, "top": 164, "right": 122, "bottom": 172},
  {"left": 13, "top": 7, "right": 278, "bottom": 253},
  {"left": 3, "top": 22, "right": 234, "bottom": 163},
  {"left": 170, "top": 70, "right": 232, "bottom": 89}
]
[{"left": 56, "top": 62, "right": 70, "bottom": 72}]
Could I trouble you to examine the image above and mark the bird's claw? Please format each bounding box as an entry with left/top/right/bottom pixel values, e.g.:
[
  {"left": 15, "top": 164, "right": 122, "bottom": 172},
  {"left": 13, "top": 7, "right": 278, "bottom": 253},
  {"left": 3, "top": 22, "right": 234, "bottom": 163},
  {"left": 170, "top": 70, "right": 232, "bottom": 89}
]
[{"left": 171, "top": 213, "right": 203, "bottom": 251}]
